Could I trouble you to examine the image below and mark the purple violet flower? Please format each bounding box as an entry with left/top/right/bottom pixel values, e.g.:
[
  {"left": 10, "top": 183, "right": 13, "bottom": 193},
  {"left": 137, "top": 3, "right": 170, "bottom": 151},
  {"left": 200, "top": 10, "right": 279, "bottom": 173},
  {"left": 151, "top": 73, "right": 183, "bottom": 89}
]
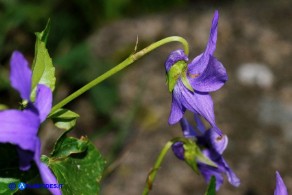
[
  {"left": 0, "top": 51, "right": 61, "bottom": 195},
  {"left": 165, "top": 10, "right": 228, "bottom": 126},
  {"left": 275, "top": 171, "right": 288, "bottom": 195},
  {"left": 172, "top": 116, "right": 240, "bottom": 190}
]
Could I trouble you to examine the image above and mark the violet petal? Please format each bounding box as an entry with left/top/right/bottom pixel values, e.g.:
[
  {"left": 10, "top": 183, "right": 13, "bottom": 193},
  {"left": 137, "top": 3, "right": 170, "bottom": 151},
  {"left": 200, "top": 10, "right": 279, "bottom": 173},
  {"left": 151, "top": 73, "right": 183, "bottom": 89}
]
[
  {"left": 17, "top": 148, "right": 34, "bottom": 171},
  {"left": 205, "top": 10, "right": 219, "bottom": 57},
  {"left": 176, "top": 80, "right": 216, "bottom": 127},
  {"left": 188, "top": 10, "right": 219, "bottom": 74},
  {"left": 188, "top": 55, "right": 228, "bottom": 92},
  {"left": 179, "top": 118, "right": 197, "bottom": 138},
  {"left": 207, "top": 127, "right": 228, "bottom": 155},
  {"left": 33, "top": 84, "right": 52, "bottom": 123},
  {"left": 222, "top": 158, "right": 240, "bottom": 187},
  {"left": 168, "top": 94, "right": 185, "bottom": 125},
  {"left": 198, "top": 163, "right": 224, "bottom": 191},
  {"left": 201, "top": 149, "right": 240, "bottom": 189},
  {"left": 172, "top": 142, "right": 185, "bottom": 160},
  {"left": 194, "top": 114, "right": 206, "bottom": 134},
  {"left": 10, "top": 51, "right": 32, "bottom": 100},
  {"left": 274, "top": 171, "right": 288, "bottom": 195},
  {"left": 34, "top": 139, "right": 61, "bottom": 195},
  {"left": 165, "top": 49, "right": 188, "bottom": 72},
  {"left": 0, "top": 110, "right": 40, "bottom": 151}
]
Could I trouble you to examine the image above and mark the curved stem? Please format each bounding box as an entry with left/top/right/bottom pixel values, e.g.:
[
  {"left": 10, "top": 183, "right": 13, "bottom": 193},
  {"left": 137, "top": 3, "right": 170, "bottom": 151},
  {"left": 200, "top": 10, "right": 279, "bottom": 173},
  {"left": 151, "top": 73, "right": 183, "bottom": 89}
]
[
  {"left": 142, "top": 137, "right": 187, "bottom": 195},
  {"left": 49, "top": 36, "right": 188, "bottom": 115}
]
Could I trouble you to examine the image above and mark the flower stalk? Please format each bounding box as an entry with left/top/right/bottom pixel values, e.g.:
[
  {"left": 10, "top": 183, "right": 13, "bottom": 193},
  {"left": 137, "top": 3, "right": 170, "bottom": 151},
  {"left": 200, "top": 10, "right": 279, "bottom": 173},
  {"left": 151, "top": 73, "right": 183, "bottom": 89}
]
[
  {"left": 49, "top": 36, "right": 189, "bottom": 115},
  {"left": 142, "top": 137, "right": 188, "bottom": 195}
]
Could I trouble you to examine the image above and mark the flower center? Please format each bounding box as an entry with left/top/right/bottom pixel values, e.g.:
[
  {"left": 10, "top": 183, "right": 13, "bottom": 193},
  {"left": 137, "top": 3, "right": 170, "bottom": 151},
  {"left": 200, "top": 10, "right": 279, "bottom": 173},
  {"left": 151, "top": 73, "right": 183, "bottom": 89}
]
[
  {"left": 188, "top": 73, "right": 200, "bottom": 79},
  {"left": 216, "top": 135, "right": 223, "bottom": 141}
]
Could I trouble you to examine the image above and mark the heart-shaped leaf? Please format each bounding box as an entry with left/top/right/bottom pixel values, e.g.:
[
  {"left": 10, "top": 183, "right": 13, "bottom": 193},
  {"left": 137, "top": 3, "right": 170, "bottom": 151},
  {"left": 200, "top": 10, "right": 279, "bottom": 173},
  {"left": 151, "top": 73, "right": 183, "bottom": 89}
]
[{"left": 43, "top": 136, "right": 106, "bottom": 195}]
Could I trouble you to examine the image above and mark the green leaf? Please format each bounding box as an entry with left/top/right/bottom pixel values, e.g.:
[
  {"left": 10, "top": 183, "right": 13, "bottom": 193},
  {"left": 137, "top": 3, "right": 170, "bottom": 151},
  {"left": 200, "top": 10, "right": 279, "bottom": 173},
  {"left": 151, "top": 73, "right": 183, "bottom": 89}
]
[
  {"left": 49, "top": 108, "right": 80, "bottom": 131},
  {"left": 37, "top": 18, "right": 51, "bottom": 44},
  {"left": 50, "top": 135, "right": 88, "bottom": 158},
  {"left": 43, "top": 136, "right": 106, "bottom": 195},
  {"left": 205, "top": 176, "right": 216, "bottom": 195},
  {"left": 0, "top": 178, "right": 19, "bottom": 195},
  {"left": 31, "top": 19, "right": 55, "bottom": 100},
  {"left": 183, "top": 139, "right": 217, "bottom": 173}
]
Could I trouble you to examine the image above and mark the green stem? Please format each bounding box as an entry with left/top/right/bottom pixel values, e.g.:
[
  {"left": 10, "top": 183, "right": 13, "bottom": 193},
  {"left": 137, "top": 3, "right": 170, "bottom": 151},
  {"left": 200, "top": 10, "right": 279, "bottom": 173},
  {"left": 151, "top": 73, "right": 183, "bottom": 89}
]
[
  {"left": 49, "top": 36, "right": 189, "bottom": 115},
  {"left": 142, "top": 137, "right": 187, "bottom": 195}
]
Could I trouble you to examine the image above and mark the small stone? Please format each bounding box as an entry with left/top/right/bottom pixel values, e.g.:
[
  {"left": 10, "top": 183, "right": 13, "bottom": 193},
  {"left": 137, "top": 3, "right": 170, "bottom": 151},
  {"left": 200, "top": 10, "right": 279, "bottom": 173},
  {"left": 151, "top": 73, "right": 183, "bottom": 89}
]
[{"left": 237, "top": 63, "right": 274, "bottom": 88}]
